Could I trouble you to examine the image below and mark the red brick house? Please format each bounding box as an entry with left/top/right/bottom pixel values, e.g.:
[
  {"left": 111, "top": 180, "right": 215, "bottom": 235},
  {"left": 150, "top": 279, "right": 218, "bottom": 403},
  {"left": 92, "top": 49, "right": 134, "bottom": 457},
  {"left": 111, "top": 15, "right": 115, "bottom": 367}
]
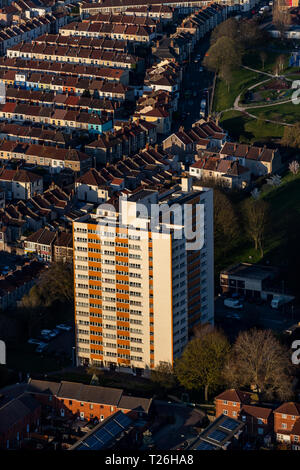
[
  {"left": 290, "top": 419, "right": 300, "bottom": 450},
  {"left": 28, "top": 379, "right": 152, "bottom": 422},
  {"left": 274, "top": 402, "right": 300, "bottom": 444},
  {"left": 215, "top": 389, "right": 251, "bottom": 419},
  {"left": 240, "top": 405, "right": 273, "bottom": 438},
  {"left": 215, "top": 389, "right": 273, "bottom": 440},
  {"left": 0, "top": 394, "right": 41, "bottom": 449}
]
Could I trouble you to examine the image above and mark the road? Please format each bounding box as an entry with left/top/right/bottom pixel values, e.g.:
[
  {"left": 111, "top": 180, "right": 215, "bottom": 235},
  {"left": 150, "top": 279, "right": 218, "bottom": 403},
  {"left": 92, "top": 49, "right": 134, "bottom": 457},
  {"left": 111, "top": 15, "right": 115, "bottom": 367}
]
[{"left": 173, "top": 37, "right": 214, "bottom": 133}]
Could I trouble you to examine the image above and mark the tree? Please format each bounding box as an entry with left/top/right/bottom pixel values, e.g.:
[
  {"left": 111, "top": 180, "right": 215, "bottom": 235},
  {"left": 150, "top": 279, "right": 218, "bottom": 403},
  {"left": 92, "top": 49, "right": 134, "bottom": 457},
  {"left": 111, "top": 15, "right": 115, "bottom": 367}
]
[
  {"left": 38, "top": 261, "right": 74, "bottom": 305},
  {"left": 273, "top": 0, "right": 291, "bottom": 39},
  {"left": 203, "top": 36, "right": 242, "bottom": 77},
  {"left": 175, "top": 328, "right": 230, "bottom": 401},
  {"left": 281, "top": 123, "right": 300, "bottom": 149},
  {"left": 239, "top": 19, "right": 265, "bottom": 48},
  {"left": 214, "top": 189, "right": 240, "bottom": 259},
  {"left": 274, "top": 55, "right": 286, "bottom": 75},
  {"left": 210, "top": 18, "right": 240, "bottom": 45},
  {"left": 243, "top": 198, "right": 269, "bottom": 256},
  {"left": 150, "top": 361, "right": 176, "bottom": 390},
  {"left": 224, "top": 329, "right": 293, "bottom": 401},
  {"left": 219, "top": 64, "right": 234, "bottom": 91},
  {"left": 289, "top": 160, "right": 300, "bottom": 175},
  {"left": 260, "top": 51, "right": 267, "bottom": 70}
]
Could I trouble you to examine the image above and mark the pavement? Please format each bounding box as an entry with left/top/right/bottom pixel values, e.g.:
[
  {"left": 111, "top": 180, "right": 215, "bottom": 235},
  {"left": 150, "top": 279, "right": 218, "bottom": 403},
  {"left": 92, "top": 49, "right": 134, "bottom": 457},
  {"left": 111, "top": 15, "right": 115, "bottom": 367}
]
[{"left": 151, "top": 401, "right": 205, "bottom": 450}]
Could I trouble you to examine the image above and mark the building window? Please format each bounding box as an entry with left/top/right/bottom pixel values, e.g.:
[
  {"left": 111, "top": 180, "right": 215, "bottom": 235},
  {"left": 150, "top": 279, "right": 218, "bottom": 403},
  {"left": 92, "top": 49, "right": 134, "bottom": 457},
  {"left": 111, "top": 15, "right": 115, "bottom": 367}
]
[
  {"left": 223, "top": 400, "right": 228, "bottom": 405},
  {"left": 223, "top": 409, "right": 228, "bottom": 415},
  {"left": 282, "top": 423, "right": 287, "bottom": 429},
  {"left": 69, "top": 400, "right": 72, "bottom": 406},
  {"left": 80, "top": 402, "right": 84, "bottom": 407}
]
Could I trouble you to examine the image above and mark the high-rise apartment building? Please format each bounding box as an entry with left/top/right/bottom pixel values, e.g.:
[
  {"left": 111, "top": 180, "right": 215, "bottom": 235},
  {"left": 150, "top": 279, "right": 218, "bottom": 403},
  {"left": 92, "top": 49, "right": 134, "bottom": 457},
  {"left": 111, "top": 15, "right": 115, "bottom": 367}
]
[{"left": 73, "top": 179, "right": 214, "bottom": 371}]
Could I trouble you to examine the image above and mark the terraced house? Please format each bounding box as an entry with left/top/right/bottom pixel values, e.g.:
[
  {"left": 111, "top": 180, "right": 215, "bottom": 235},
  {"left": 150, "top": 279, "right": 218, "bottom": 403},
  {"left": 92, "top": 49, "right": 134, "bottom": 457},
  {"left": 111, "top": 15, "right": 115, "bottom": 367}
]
[
  {"left": 0, "top": 102, "right": 114, "bottom": 135},
  {"left": 7, "top": 42, "right": 141, "bottom": 72},
  {"left": 0, "top": 140, "right": 92, "bottom": 174},
  {"left": 60, "top": 20, "right": 156, "bottom": 44},
  {"left": 0, "top": 58, "right": 131, "bottom": 85}
]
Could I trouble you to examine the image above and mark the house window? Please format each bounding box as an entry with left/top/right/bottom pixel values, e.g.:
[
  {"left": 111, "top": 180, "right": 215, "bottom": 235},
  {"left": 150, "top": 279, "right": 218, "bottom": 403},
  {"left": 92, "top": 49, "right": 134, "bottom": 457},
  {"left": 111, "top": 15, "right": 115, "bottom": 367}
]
[
  {"left": 110, "top": 406, "right": 114, "bottom": 412},
  {"left": 69, "top": 400, "right": 72, "bottom": 406},
  {"left": 294, "top": 436, "right": 299, "bottom": 442},
  {"left": 80, "top": 402, "right": 84, "bottom": 407},
  {"left": 223, "top": 400, "right": 228, "bottom": 405},
  {"left": 232, "top": 402, "right": 237, "bottom": 407},
  {"left": 257, "top": 418, "right": 263, "bottom": 425},
  {"left": 223, "top": 409, "right": 228, "bottom": 415},
  {"left": 282, "top": 423, "right": 287, "bottom": 429},
  {"left": 90, "top": 404, "right": 93, "bottom": 409},
  {"left": 100, "top": 415, "right": 104, "bottom": 421},
  {"left": 258, "top": 428, "right": 264, "bottom": 435},
  {"left": 282, "top": 414, "right": 287, "bottom": 419},
  {"left": 232, "top": 411, "right": 237, "bottom": 417}
]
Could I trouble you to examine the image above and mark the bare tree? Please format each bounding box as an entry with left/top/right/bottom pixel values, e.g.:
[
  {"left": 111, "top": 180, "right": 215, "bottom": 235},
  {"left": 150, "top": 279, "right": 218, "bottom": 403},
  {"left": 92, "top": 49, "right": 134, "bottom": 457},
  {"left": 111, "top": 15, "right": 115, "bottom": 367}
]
[
  {"left": 224, "top": 328, "right": 293, "bottom": 401},
  {"left": 243, "top": 198, "right": 269, "bottom": 257},
  {"left": 260, "top": 51, "right": 267, "bottom": 70},
  {"left": 273, "top": 0, "right": 291, "bottom": 40},
  {"left": 150, "top": 361, "right": 176, "bottom": 390},
  {"left": 289, "top": 160, "right": 300, "bottom": 175}
]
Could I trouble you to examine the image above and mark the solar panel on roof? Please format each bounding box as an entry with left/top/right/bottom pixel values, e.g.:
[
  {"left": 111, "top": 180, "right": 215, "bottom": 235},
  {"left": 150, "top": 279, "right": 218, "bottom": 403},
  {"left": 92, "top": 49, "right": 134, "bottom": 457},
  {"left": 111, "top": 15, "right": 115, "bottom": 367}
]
[
  {"left": 208, "top": 430, "right": 227, "bottom": 443},
  {"left": 94, "top": 428, "right": 112, "bottom": 444},
  {"left": 84, "top": 435, "right": 103, "bottom": 449},
  {"left": 104, "top": 420, "right": 123, "bottom": 436},
  {"left": 114, "top": 412, "right": 131, "bottom": 428},
  {"left": 220, "top": 418, "right": 239, "bottom": 432},
  {"left": 196, "top": 441, "right": 217, "bottom": 450}
]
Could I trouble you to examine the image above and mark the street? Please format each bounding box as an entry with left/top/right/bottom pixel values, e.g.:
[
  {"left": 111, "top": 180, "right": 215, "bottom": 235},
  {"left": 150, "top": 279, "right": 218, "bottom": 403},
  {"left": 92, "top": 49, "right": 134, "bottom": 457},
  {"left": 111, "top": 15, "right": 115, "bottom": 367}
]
[{"left": 173, "top": 37, "right": 214, "bottom": 133}]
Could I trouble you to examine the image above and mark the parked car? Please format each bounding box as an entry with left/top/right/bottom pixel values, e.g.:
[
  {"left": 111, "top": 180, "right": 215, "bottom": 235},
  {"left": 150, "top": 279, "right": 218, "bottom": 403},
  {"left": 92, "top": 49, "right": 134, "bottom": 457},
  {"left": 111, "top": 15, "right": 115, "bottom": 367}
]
[
  {"left": 226, "top": 313, "right": 241, "bottom": 320},
  {"left": 36, "top": 343, "right": 47, "bottom": 353},
  {"left": 271, "top": 296, "right": 285, "bottom": 309},
  {"left": 41, "top": 329, "right": 52, "bottom": 336},
  {"left": 56, "top": 324, "right": 72, "bottom": 331},
  {"left": 224, "top": 298, "right": 243, "bottom": 309},
  {"left": 28, "top": 339, "right": 43, "bottom": 345}
]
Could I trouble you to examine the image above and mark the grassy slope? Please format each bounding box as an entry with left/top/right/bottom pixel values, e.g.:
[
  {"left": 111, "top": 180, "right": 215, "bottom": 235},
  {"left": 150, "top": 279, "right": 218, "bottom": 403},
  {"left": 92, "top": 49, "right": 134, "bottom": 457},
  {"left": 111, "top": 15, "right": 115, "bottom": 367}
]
[
  {"left": 220, "top": 110, "right": 284, "bottom": 143},
  {"left": 213, "top": 50, "right": 288, "bottom": 112},
  {"left": 215, "top": 172, "right": 300, "bottom": 296}
]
